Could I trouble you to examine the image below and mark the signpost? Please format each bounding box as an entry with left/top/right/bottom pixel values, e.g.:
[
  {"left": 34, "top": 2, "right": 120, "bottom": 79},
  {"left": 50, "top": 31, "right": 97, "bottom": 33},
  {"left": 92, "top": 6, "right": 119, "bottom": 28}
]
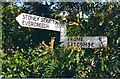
[{"left": 16, "top": 13, "right": 107, "bottom": 48}]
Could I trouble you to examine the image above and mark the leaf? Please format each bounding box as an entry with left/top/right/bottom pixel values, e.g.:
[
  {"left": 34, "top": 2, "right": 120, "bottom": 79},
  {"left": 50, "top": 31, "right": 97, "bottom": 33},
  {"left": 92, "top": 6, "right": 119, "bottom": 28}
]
[
  {"left": 69, "top": 22, "right": 79, "bottom": 26},
  {"left": 109, "top": 21, "right": 113, "bottom": 26},
  {"left": 99, "top": 20, "right": 104, "bottom": 26}
]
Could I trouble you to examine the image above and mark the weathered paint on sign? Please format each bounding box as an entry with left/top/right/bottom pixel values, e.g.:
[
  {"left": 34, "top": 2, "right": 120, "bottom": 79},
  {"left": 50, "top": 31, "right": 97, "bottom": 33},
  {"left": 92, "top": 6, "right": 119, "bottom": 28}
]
[
  {"left": 62, "top": 36, "right": 107, "bottom": 48},
  {"left": 16, "top": 13, "right": 61, "bottom": 31}
]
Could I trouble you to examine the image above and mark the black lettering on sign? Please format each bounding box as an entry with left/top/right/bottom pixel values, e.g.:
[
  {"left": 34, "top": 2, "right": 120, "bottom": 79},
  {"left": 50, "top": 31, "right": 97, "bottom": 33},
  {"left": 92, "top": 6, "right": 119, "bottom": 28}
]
[
  {"left": 37, "top": 17, "right": 40, "bottom": 21},
  {"left": 68, "top": 37, "right": 83, "bottom": 41},
  {"left": 81, "top": 42, "right": 94, "bottom": 48},
  {"left": 67, "top": 41, "right": 95, "bottom": 48},
  {"left": 28, "top": 21, "right": 31, "bottom": 26},
  {"left": 46, "top": 18, "right": 51, "bottom": 23},
  {"left": 30, "top": 21, "right": 34, "bottom": 26},
  {"left": 76, "top": 42, "right": 82, "bottom": 46},
  {"left": 22, "top": 19, "right": 50, "bottom": 29},
  {"left": 83, "top": 42, "right": 88, "bottom": 47},
  {"left": 22, "top": 20, "right": 24, "bottom": 25},
  {"left": 45, "top": 18, "right": 48, "bottom": 23},
  {"left": 54, "top": 21, "right": 59, "bottom": 25},
  {"left": 22, "top": 14, "right": 40, "bottom": 21},
  {"left": 50, "top": 19, "right": 54, "bottom": 23},
  {"left": 41, "top": 17, "right": 44, "bottom": 22},
  {"left": 25, "top": 15, "right": 28, "bottom": 20},
  {"left": 41, "top": 18, "right": 50, "bottom": 23},
  {"left": 28, "top": 15, "right": 39, "bottom": 21},
  {"left": 22, "top": 14, "right": 29, "bottom": 20},
  {"left": 22, "top": 14, "right": 25, "bottom": 19},
  {"left": 28, "top": 15, "right": 32, "bottom": 20},
  {"left": 91, "top": 43, "right": 94, "bottom": 47},
  {"left": 22, "top": 20, "right": 27, "bottom": 25}
]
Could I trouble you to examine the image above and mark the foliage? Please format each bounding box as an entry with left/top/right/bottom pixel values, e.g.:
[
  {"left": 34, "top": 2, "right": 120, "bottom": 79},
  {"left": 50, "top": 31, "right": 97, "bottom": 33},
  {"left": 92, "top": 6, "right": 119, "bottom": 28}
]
[
  {"left": 1, "top": 1, "right": 120, "bottom": 78},
  {"left": 2, "top": 2, "right": 60, "bottom": 51}
]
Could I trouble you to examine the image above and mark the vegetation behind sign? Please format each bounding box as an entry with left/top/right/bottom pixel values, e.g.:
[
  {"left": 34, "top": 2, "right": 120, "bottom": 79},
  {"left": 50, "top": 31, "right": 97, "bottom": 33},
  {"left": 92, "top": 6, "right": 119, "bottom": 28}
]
[{"left": 1, "top": 2, "right": 120, "bottom": 78}]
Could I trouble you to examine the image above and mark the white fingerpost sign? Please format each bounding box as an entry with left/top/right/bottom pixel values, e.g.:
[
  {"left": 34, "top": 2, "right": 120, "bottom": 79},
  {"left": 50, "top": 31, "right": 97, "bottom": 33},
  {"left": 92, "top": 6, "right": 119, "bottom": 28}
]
[
  {"left": 16, "top": 13, "right": 66, "bottom": 42},
  {"left": 62, "top": 36, "right": 107, "bottom": 48},
  {"left": 16, "top": 13, "right": 62, "bottom": 31}
]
